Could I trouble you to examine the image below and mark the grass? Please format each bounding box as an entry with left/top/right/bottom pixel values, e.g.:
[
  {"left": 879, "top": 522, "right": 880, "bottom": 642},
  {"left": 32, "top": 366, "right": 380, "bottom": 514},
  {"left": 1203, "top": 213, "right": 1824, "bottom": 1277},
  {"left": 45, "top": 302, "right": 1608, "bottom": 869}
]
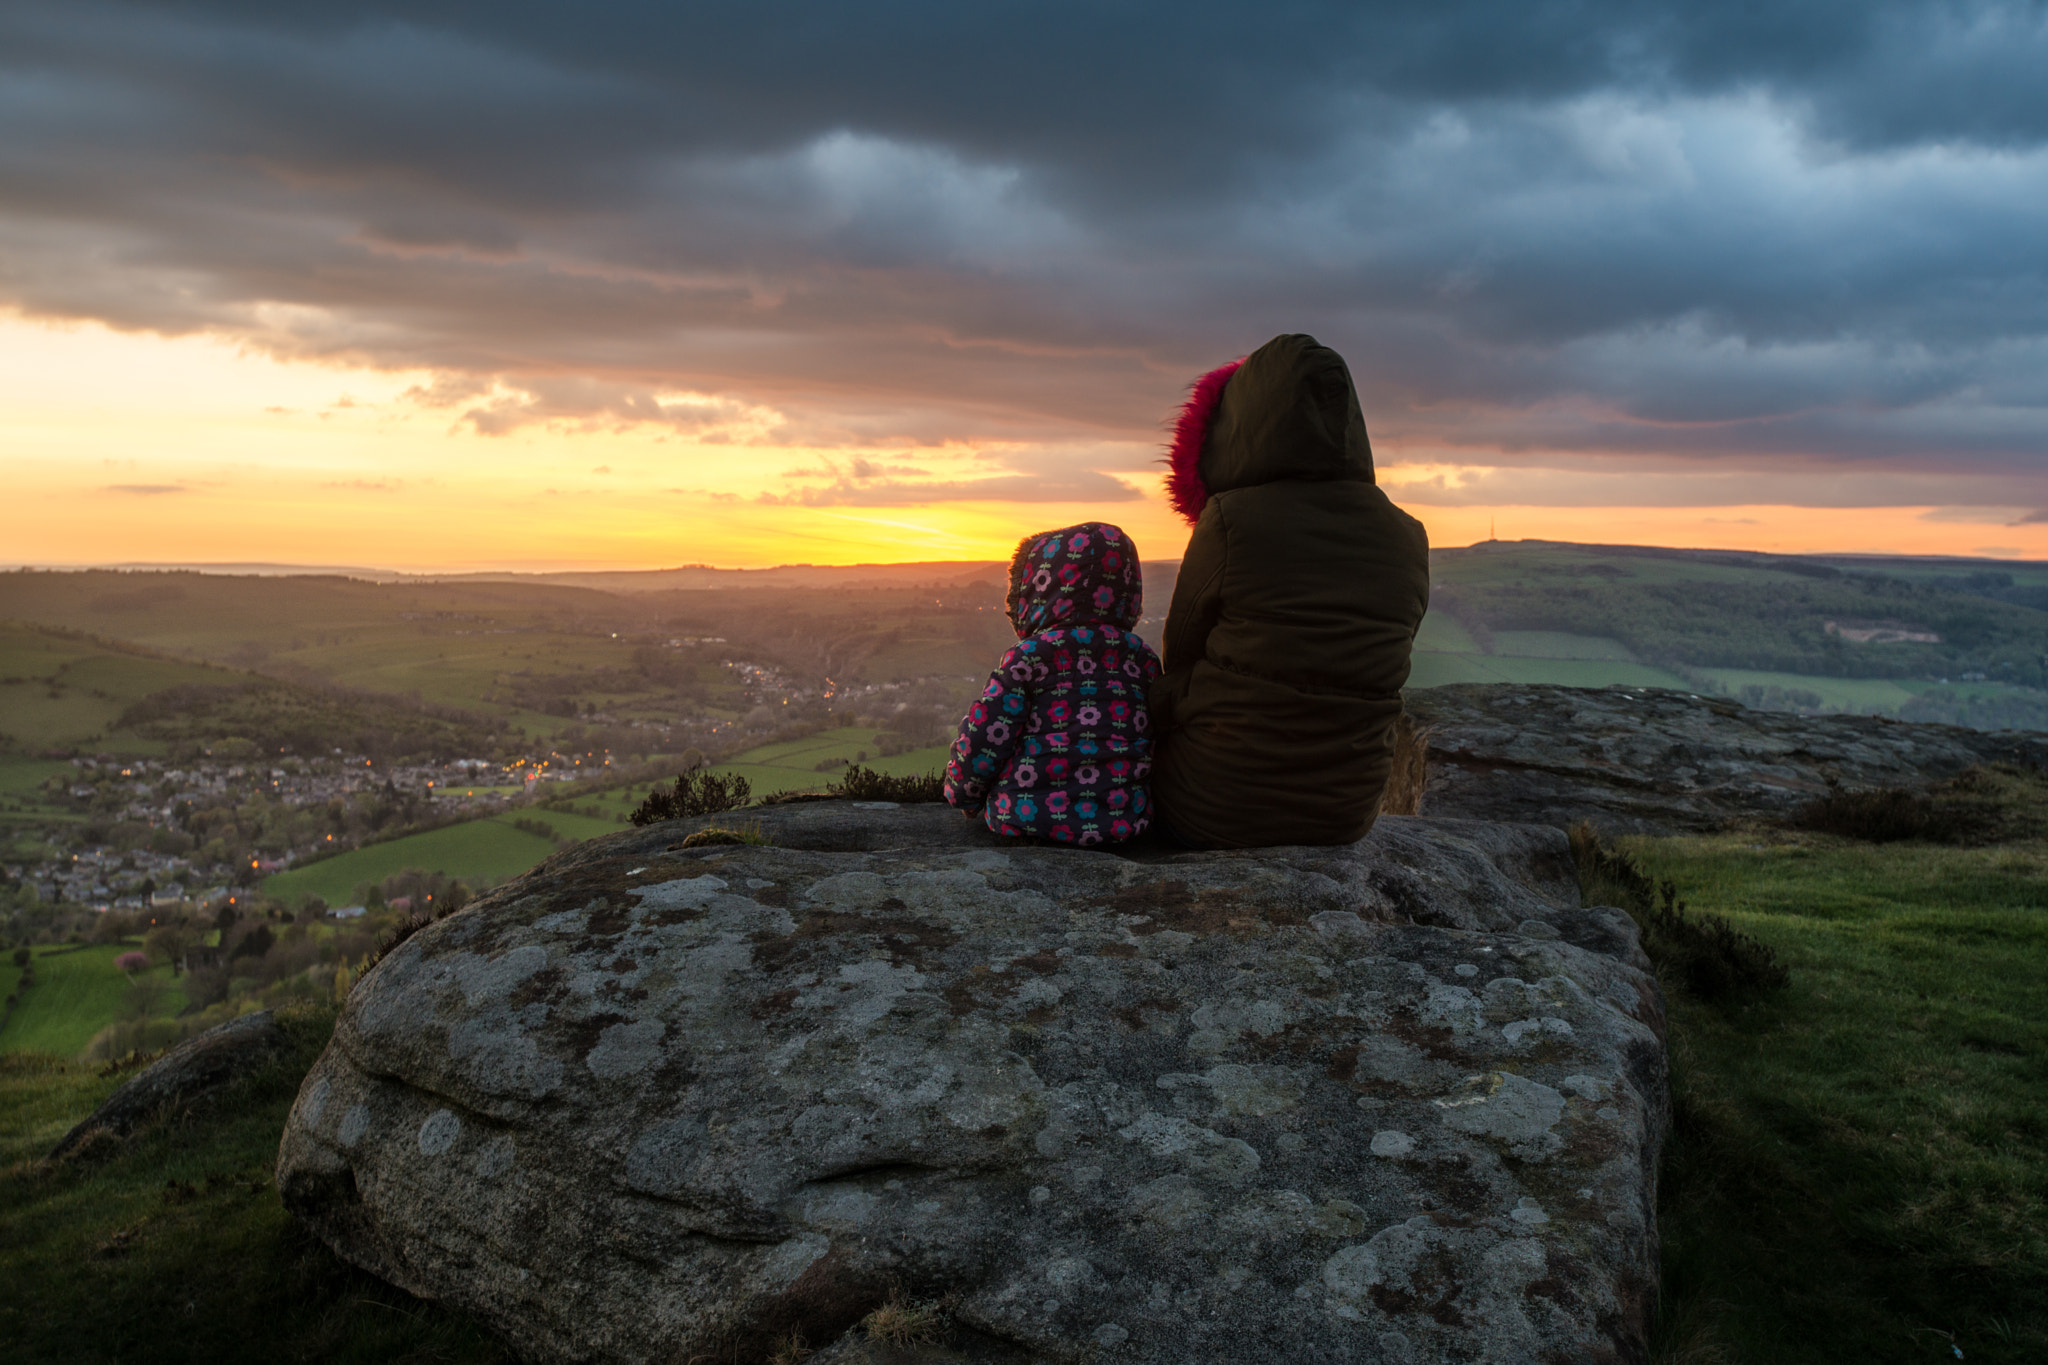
[
  {"left": 0, "top": 1006, "right": 511, "bottom": 1365},
  {"left": 1623, "top": 813, "right": 2048, "bottom": 1364},
  {"left": 0, "top": 946, "right": 187, "bottom": 1058}
]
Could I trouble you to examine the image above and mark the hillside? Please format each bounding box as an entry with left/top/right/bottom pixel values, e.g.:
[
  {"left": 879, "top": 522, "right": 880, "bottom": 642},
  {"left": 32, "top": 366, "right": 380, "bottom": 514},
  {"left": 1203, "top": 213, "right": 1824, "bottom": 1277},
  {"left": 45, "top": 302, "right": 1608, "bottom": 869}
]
[{"left": 1416, "top": 541, "right": 2048, "bottom": 729}]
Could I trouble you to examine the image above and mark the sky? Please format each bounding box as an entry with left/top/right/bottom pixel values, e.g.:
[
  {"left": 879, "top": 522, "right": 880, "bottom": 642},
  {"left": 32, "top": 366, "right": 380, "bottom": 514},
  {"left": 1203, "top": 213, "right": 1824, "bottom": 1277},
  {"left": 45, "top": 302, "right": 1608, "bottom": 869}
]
[{"left": 4, "top": 0, "right": 2048, "bottom": 570}]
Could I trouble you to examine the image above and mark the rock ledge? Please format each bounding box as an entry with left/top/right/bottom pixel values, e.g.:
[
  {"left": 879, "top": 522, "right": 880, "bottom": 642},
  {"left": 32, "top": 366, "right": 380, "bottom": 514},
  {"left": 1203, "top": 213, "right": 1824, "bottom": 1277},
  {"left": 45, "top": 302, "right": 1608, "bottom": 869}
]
[{"left": 279, "top": 806, "right": 1666, "bottom": 1364}]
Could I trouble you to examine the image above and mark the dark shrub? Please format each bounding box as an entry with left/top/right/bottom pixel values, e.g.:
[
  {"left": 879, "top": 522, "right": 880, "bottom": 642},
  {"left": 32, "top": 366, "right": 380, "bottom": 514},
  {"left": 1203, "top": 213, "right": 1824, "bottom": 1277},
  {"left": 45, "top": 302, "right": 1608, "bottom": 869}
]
[
  {"left": 830, "top": 765, "right": 945, "bottom": 803},
  {"left": 629, "top": 769, "right": 753, "bottom": 825},
  {"left": 1569, "top": 822, "right": 1789, "bottom": 1002},
  {"left": 229, "top": 924, "right": 275, "bottom": 962},
  {"left": 1792, "top": 786, "right": 1972, "bottom": 843}
]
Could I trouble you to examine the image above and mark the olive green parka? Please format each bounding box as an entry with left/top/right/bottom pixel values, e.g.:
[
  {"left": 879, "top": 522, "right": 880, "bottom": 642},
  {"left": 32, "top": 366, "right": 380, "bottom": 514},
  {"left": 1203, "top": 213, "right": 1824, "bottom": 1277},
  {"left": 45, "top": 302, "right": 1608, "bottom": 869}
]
[{"left": 1149, "top": 333, "right": 1430, "bottom": 847}]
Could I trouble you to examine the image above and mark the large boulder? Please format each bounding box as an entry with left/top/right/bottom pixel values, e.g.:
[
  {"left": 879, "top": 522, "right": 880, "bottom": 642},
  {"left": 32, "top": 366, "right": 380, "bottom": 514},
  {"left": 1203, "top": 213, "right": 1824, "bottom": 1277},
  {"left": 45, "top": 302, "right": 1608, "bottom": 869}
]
[
  {"left": 1408, "top": 683, "right": 2048, "bottom": 834},
  {"left": 278, "top": 805, "right": 1667, "bottom": 1364}
]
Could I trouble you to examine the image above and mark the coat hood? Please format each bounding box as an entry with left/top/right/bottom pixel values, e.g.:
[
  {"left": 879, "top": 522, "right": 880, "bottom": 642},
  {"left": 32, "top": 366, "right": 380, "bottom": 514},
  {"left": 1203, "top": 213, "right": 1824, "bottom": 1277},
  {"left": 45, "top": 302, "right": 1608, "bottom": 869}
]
[
  {"left": 1163, "top": 333, "right": 1375, "bottom": 525},
  {"left": 1006, "top": 522, "right": 1143, "bottom": 636}
]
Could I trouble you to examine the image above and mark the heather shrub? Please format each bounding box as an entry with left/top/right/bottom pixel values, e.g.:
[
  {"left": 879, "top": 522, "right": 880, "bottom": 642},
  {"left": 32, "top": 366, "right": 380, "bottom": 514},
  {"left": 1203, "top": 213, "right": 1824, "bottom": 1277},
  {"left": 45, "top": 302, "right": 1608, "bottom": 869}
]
[
  {"left": 830, "top": 764, "right": 945, "bottom": 803},
  {"left": 629, "top": 769, "right": 753, "bottom": 825},
  {"left": 1792, "top": 785, "right": 1973, "bottom": 843}
]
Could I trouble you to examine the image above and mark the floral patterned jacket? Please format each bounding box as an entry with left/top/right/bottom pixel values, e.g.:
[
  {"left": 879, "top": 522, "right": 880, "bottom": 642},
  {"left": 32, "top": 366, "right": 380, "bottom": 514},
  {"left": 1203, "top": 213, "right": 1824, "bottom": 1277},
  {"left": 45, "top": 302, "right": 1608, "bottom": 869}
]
[{"left": 943, "top": 522, "right": 1162, "bottom": 844}]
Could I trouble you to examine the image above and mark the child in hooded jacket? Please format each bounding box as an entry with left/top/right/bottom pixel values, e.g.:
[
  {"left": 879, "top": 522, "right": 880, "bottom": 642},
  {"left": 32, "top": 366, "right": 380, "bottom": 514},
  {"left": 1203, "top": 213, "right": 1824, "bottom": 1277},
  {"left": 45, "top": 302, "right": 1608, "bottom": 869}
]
[{"left": 944, "top": 522, "right": 1162, "bottom": 845}]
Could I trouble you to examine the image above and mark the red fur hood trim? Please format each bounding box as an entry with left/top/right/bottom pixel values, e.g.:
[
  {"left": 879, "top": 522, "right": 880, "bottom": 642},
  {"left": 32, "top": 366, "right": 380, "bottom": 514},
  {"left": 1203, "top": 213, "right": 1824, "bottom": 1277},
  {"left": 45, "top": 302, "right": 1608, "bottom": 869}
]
[{"left": 1162, "top": 357, "right": 1243, "bottom": 525}]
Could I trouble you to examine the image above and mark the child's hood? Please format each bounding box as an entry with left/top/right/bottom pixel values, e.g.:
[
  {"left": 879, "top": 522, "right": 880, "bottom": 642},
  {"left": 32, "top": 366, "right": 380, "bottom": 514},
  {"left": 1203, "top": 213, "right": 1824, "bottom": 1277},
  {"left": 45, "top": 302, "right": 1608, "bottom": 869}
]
[{"left": 1006, "top": 522, "right": 1142, "bottom": 637}]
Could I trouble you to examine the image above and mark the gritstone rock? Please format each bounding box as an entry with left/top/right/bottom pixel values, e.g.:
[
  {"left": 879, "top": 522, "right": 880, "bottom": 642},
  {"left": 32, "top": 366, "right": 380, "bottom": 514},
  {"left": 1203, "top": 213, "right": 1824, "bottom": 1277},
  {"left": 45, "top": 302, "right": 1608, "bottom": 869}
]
[
  {"left": 52, "top": 1009, "right": 286, "bottom": 1160},
  {"left": 1408, "top": 683, "right": 2048, "bottom": 834},
  {"left": 277, "top": 804, "right": 1667, "bottom": 1364}
]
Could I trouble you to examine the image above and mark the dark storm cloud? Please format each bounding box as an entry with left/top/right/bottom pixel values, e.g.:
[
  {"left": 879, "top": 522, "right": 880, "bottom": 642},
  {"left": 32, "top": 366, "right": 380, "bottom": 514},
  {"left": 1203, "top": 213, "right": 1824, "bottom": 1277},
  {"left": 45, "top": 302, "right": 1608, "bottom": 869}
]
[{"left": 4, "top": 0, "right": 2047, "bottom": 489}]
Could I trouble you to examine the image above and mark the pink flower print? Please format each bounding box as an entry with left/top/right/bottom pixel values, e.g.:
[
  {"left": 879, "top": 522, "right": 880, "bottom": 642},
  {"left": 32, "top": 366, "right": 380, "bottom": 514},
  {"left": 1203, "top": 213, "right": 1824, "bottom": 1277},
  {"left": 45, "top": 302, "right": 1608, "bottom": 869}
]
[
  {"left": 1023, "top": 736, "right": 1044, "bottom": 757},
  {"left": 1107, "top": 788, "right": 1128, "bottom": 810},
  {"left": 1110, "top": 818, "right": 1133, "bottom": 841},
  {"left": 1133, "top": 761, "right": 1151, "bottom": 780},
  {"left": 1133, "top": 711, "right": 1149, "bottom": 731},
  {"left": 1107, "top": 759, "right": 1130, "bottom": 780},
  {"left": 1102, "top": 650, "right": 1119, "bottom": 673},
  {"left": 1047, "top": 731, "right": 1070, "bottom": 749},
  {"left": 1077, "top": 827, "right": 1102, "bottom": 846},
  {"left": 1055, "top": 650, "right": 1074, "bottom": 672},
  {"left": 1076, "top": 737, "right": 1099, "bottom": 756},
  {"left": 968, "top": 700, "right": 989, "bottom": 725},
  {"left": 1102, "top": 550, "right": 1121, "bottom": 572},
  {"left": 1108, "top": 699, "right": 1130, "bottom": 722},
  {"left": 1075, "top": 765, "right": 1100, "bottom": 786},
  {"left": 1131, "top": 788, "right": 1149, "bottom": 814},
  {"left": 1049, "top": 823, "right": 1075, "bottom": 842},
  {"left": 1075, "top": 798, "right": 1098, "bottom": 820},
  {"left": 1046, "top": 755, "right": 1070, "bottom": 781},
  {"left": 1073, "top": 627, "right": 1094, "bottom": 644},
  {"left": 1008, "top": 658, "right": 1035, "bottom": 681},
  {"left": 1077, "top": 706, "right": 1101, "bottom": 726},
  {"left": 1077, "top": 655, "right": 1097, "bottom": 674},
  {"left": 1033, "top": 568, "right": 1054, "bottom": 593},
  {"left": 1058, "top": 562, "right": 1081, "bottom": 585},
  {"left": 986, "top": 721, "right": 1011, "bottom": 744},
  {"left": 1012, "top": 761, "right": 1038, "bottom": 788},
  {"left": 1124, "top": 659, "right": 1141, "bottom": 676},
  {"left": 1070, "top": 532, "right": 1091, "bottom": 552},
  {"left": 1052, "top": 599, "right": 1073, "bottom": 618},
  {"left": 1016, "top": 795, "right": 1039, "bottom": 823},
  {"left": 992, "top": 793, "right": 1013, "bottom": 818},
  {"left": 1046, "top": 699, "right": 1073, "bottom": 724},
  {"left": 1093, "top": 585, "right": 1115, "bottom": 610},
  {"left": 972, "top": 752, "right": 997, "bottom": 776},
  {"left": 1001, "top": 693, "right": 1026, "bottom": 716},
  {"left": 1046, "top": 791, "right": 1070, "bottom": 816},
  {"left": 1105, "top": 734, "right": 1129, "bottom": 752}
]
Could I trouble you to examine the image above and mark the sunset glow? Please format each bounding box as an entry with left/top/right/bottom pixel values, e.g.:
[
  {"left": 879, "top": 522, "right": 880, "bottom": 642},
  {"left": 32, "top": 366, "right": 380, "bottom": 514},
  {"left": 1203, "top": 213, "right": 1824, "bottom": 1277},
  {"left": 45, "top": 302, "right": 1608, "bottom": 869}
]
[{"left": 9, "top": 314, "right": 2043, "bottom": 570}]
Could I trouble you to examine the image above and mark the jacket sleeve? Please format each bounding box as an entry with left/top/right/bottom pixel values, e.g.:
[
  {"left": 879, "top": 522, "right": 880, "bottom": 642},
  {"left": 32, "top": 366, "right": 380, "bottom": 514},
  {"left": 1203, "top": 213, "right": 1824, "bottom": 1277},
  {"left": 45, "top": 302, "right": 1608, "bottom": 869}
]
[
  {"left": 944, "top": 642, "right": 1034, "bottom": 813},
  {"left": 1151, "top": 501, "right": 1227, "bottom": 734}
]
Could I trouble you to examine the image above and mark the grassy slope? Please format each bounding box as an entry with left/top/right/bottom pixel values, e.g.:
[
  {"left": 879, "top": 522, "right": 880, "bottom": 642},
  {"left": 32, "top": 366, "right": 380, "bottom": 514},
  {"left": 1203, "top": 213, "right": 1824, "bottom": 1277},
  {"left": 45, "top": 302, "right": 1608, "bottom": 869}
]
[
  {"left": 0, "top": 947, "right": 187, "bottom": 1057},
  {"left": 265, "top": 818, "right": 564, "bottom": 907},
  {"left": 1627, "top": 827, "right": 2047, "bottom": 1364},
  {"left": 0, "top": 1008, "right": 509, "bottom": 1365},
  {"left": 0, "top": 622, "right": 250, "bottom": 751}
]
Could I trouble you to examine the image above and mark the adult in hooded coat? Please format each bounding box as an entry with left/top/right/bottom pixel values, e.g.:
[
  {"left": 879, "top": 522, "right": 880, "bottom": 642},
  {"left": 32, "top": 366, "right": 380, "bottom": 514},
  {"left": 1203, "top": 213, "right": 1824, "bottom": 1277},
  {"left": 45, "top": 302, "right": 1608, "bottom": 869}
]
[{"left": 1150, "top": 333, "right": 1430, "bottom": 848}]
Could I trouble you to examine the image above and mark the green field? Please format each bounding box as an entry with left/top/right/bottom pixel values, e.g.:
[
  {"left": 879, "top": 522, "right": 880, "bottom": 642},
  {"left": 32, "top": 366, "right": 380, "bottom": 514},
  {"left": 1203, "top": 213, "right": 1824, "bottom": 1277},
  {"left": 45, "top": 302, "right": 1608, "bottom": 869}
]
[
  {"left": 700, "top": 725, "right": 950, "bottom": 800},
  {"left": 262, "top": 809, "right": 620, "bottom": 908},
  {"left": 1618, "top": 813, "right": 2048, "bottom": 1363},
  {"left": 0, "top": 945, "right": 186, "bottom": 1057}
]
